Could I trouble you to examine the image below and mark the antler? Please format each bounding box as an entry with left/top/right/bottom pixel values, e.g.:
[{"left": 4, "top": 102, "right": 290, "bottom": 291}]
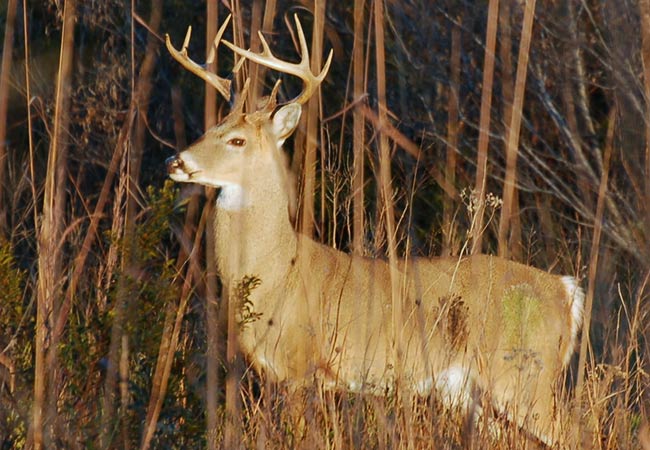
[
  {"left": 221, "top": 14, "right": 333, "bottom": 105},
  {"left": 165, "top": 15, "right": 234, "bottom": 100}
]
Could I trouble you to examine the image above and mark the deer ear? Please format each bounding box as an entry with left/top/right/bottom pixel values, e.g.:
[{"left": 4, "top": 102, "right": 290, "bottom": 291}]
[{"left": 272, "top": 103, "right": 302, "bottom": 145}]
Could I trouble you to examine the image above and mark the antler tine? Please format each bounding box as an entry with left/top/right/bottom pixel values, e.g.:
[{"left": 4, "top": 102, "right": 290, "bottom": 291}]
[
  {"left": 259, "top": 79, "right": 283, "bottom": 114},
  {"left": 229, "top": 78, "right": 250, "bottom": 118},
  {"left": 165, "top": 15, "right": 233, "bottom": 101},
  {"left": 207, "top": 14, "right": 233, "bottom": 65},
  {"left": 221, "top": 14, "right": 333, "bottom": 106}
]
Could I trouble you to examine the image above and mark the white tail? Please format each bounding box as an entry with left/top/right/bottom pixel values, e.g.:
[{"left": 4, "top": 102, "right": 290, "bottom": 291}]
[{"left": 165, "top": 15, "right": 584, "bottom": 447}]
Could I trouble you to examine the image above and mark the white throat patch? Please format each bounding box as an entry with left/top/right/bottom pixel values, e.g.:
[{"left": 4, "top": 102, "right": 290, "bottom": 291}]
[{"left": 217, "top": 184, "right": 249, "bottom": 211}]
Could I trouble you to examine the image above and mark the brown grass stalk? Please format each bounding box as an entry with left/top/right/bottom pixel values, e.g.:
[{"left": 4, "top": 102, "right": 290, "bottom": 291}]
[
  {"left": 204, "top": 2, "right": 219, "bottom": 128},
  {"left": 223, "top": 273, "right": 243, "bottom": 449},
  {"left": 32, "top": 0, "right": 76, "bottom": 447},
  {"left": 0, "top": 0, "right": 18, "bottom": 236},
  {"left": 249, "top": 0, "right": 263, "bottom": 105},
  {"left": 20, "top": 1, "right": 39, "bottom": 442},
  {"left": 442, "top": 21, "right": 461, "bottom": 256},
  {"left": 352, "top": 0, "right": 367, "bottom": 254},
  {"left": 140, "top": 303, "right": 176, "bottom": 450},
  {"left": 231, "top": 0, "right": 245, "bottom": 90},
  {"left": 260, "top": 0, "right": 278, "bottom": 83},
  {"left": 471, "top": 0, "right": 499, "bottom": 255},
  {"left": 621, "top": 271, "right": 650, "bottom": 444},
  {"left": 573, "top": 106, "right": 616, "bottom": 443},
  {"left": 203, "top": 4, "right": 220, "bottom": 449},
  {"left": 22, "top": 0, "right": 37, "bottom": 229},
  {"left": 373, "top": 1, "right": 414, "bottom": 445},
  {"left": 222, "top": 4, "right": 245, "bottom": 448},
  {"left": 317, "top": 8, "right": 328, "bottom": 241},
  {"left": 497, "top": 0, "right": 536, "bottom": 259},
  {"left": 248, "top": 0, "right": 277, "bottom": 104},
  {"left": 497, "top": 0, "right": 520, "bottom": 260},
  {"left": 298, "top": 0, "right": 327, "bottom": 238}
]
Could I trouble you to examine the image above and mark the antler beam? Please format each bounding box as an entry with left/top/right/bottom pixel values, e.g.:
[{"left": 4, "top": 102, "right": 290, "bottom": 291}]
[
  {"left": 222, "top": 14, "right": 333, "bottom": 105},
  {"left": 165, "top": 15, "right": 233, "bottom": 100}
]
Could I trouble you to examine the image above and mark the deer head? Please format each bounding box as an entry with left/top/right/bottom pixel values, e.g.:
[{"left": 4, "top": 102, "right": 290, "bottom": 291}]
[{"left": 165, "top": 14, "right": 332, "bottom": 211}]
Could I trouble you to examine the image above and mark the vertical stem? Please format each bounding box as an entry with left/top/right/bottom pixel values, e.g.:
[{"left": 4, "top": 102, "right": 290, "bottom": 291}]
[
  {"left": 497, "top": 0, "right": 521, "bottom": 260},
  {"left": 443, "top": 20, "right": 461, "bottom": 256},
  {"left": 374, "top": 0, "right": 397, "bottom": 302},
  {"left": 499, "top": 0, "right": 514, "bottom": 153},
  {"left": 0, "top": 0, "right": 18, "bottom": 236},
  {"left": 373, "top": 5, "right": 411, "bottom": 445},
  {"left": 300, "top": 0, "right": 326, "bottom": 238},
  {"left": 205, "top": 1, "right": 218, "bottom": 126},
  {"left": 204, "top": 3, "right": 220, "bottom": 449},
  {"left": 222, "top": 6, "right": 243, "bottom": 449},
  {"left": 140, "top": 303, "right": 176, "bottom": 450},
  {"left": 119, "top": 333, "right": 130, "bottom": 449},
  {"left": 223, "top": 276, "right": 242, "bottom": 450},
  {"left": 22, "top": 5, "right": 41, "bottom": 442},
  {"left": 573, "top": 107, "right": 616, "bottom": 444},
  {"left": 497, "top": 0, "right": 535, "bottom": 259},
  {"left": 249, "top": 0, "right": 277, "bottom": 105},
  {"left": 249, "top": 0, "right": 263, "bottom": 105},
  {"left": 352, "top": 0, "right": 366, "bottom": 254},
  {"left": 23, "top": 0, "right": 36, "bottom": 228},
  {"left": 33, "top": 0, "right": 76, "bottom": 447},
  {"left": 471, "top": 0, "right": 499, "bottom": 255}
]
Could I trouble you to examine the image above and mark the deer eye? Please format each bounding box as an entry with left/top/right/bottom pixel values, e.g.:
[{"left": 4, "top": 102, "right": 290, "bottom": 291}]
[{"left": 227, "top": 137, "right": 246, "bottom": 147}]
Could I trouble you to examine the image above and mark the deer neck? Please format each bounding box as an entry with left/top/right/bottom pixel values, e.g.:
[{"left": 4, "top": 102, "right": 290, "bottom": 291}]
[{"left": 213, "top": 167, "right": 298, "bottom": 284}]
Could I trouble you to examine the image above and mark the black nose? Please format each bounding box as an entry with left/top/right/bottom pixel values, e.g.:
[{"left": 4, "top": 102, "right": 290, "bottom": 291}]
[{"left": 166, "top": 155, "right": 183, "bottom": 174}]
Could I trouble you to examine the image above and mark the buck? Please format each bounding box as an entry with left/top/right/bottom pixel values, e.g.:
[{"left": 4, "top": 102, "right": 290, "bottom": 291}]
[{"left": 165, "top": 15, "right": 584, "bottom": 447}]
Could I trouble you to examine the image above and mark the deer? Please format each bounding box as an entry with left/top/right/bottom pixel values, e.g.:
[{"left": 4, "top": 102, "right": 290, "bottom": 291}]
[{"left": 165, "top": 14, "right": 585, "bottom": 447}]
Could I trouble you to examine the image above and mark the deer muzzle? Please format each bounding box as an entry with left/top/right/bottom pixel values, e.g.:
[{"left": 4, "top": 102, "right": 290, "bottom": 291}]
[
  {"left": 166, "top": 155, "right": 191, "bottom": 182},
  {"left": 166, "top": 155, "right": 185, "bottom": 174}
]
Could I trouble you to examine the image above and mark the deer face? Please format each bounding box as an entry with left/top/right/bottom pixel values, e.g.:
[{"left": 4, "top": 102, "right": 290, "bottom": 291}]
[
  {"left": 166, "top": 118, "right": 258, "bottom": 189},
  {"left": 166, "top": 103, "right": 302, "bottom": 208}
]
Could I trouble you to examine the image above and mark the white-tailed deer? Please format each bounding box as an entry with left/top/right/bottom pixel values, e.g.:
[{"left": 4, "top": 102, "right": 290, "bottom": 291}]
[{"left": 165, "top": 15, "right": 584, "bottom": 447}]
